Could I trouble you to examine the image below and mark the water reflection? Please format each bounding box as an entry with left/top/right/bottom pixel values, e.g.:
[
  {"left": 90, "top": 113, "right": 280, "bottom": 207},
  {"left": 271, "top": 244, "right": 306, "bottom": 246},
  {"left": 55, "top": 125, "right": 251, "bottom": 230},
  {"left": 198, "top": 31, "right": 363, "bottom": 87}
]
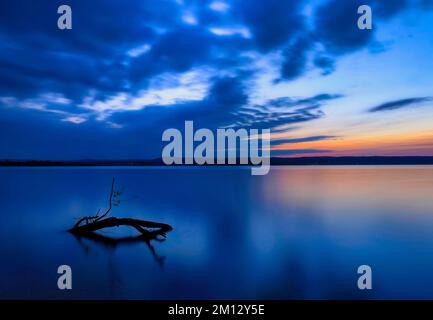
[{"left": 71, "top": 231, "right": 167, "bottom": 268}]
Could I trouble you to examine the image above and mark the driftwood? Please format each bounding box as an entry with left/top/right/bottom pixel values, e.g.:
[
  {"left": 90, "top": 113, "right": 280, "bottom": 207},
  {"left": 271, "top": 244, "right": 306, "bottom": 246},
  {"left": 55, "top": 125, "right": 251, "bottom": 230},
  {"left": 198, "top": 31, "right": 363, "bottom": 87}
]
[
  {"left": 68, "top": 178, "right": 172, "bottom": 239},
  {"left": 69, "top": 216, "right": 173, "bottom": 237}
]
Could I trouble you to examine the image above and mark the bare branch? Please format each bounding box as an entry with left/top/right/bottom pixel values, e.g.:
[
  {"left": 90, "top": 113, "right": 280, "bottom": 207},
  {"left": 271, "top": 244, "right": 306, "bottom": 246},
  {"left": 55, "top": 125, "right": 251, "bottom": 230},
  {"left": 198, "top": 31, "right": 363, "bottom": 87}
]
[
  {"left": 95, "top": 177, "right": 115, "bottom": 222},
  {"left": 70, "top": 177, "right": 173, "bottom": 240}
]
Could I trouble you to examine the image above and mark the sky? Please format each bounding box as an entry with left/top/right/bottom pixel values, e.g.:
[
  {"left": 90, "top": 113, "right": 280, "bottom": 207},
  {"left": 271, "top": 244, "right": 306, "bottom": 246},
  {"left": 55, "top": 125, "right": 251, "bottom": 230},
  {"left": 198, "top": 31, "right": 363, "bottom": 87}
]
[{"left": 0, "top": 0, "right": 432, "bottom": 159}]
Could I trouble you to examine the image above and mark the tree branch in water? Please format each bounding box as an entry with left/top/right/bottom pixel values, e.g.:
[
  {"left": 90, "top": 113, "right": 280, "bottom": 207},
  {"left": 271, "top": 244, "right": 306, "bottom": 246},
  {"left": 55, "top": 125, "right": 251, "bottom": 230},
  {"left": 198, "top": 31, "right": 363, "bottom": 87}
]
[{"left": 69, "top": 178, "right": 172, "bottom": 238}]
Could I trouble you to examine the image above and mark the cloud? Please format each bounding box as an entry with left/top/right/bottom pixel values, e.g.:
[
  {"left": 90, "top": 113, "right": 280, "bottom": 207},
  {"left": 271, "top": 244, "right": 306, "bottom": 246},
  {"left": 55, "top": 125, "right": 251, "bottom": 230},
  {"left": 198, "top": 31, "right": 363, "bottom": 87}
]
[
  {"left": 233, "top": 0, "right": 305, "bottom": 51},
  {"left": 368, "top": 97, "right": 433, "bottom": 112},
  {"left": 279, "top": 36, "right": 312, "bottom": 81},
  {"left": 78, "top": 69, "right": 212, "bottom": 120},
  {"left": 0, "top": 0, "right": 423, "bottom": 106},
  {"left": 313, "top": 55, "right": 336, "bottom": 76},
  {"left": 130, "top": 26, "right": 216, "bottom": 84},
  {"left": 209, "top": 1, "right": 230, "bottom": 12},
  {"left": 271, "top": 149, "right": 332, "bottom": 156},
  {"left": 0, "top": 0, "right": 430, "bottom": 159},
  {"left": 209, "top": 27, "right": 251, "bottom": 38},
  {"left": 228, "top": 93, "right": 342, "bottom": 130},
  {"left": 62, "top": 116, "right": 88, "bottom": 124},
  {"left": 297, "top": 93, "right": 344, "bottom": 105},
  {"left": 108, "top": 74, "right": 251, "bottom": 133},
  {"left": 313, "top": 0, "right": 408, "bottom": 54},
  {"left": 108, "top": 87, "right": 341, "bottom": 142},
  {"left": 271, "top": 135, "right": 337, "bottom": 146},
  {"left": 182, "top": 11, "right": 198, "bottom": 25},
  {"left": 0, "top": 0, "right": 177, "bottom": 100},
  {"left": 314, "top": 0, "right": 373, "bottom": 53}
]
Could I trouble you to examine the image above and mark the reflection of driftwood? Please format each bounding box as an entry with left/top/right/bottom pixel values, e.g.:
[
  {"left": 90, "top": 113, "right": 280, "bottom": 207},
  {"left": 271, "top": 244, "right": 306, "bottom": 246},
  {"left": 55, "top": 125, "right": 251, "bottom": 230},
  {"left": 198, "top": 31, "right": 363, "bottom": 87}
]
[
  {"left": 68, "top": 178, "right": 173, "bottom": 239},
  {"left": 71, "top": 231, "right": 167, "bottom": 267}
]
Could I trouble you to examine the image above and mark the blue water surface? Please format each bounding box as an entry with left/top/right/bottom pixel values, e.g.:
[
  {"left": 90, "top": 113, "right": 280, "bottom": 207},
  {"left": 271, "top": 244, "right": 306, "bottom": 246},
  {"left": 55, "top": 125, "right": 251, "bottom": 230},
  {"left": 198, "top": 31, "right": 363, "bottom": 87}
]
[{"left": 1, "top": 166, "right": 433, "bottom": 299}]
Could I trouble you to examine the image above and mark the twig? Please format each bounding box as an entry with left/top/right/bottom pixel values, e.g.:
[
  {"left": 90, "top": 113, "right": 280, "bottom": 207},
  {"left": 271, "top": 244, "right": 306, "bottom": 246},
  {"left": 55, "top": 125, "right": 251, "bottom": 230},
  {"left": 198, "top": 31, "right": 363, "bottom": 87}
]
[{"left": 95, "top": 177, "right": 115, "bottom": 222}]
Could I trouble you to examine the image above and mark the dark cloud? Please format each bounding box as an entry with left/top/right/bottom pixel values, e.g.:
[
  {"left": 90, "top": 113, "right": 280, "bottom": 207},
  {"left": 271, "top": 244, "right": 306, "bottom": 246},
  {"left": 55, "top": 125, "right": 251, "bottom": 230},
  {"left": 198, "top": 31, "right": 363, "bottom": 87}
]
[
  {"left": 313, "top": 55, "right": 336, "bottom": 76},
  {"left": 0, "top": 75, "right": 253, "bottom": 159},
  {"left": 233, "top": 0, "right": 305, "bottom": 51},
  {"left": 271, "top": 149, "right": 332, "bottom": 156},
  {"left": 112, "top": 75, "right": 250, "bottom": 130},
  {"left": 232, "top": 103, "right": 323, "bottom": 130},
  {"left": 274, "top": 0, "right": 423, "bottom": 80},
  {"left": 0, "top": 0, "right": 423, "bottom": 103},
  {"left": 109, "top": 89, "right": 342, "bottom": 140},
  {"left": 297, "top": 93, "right": 343, "bottom": 105},
  {"left": 0, "top": 0, "right": 178, "bottom": 101},
  {"left": 230, "top": 93, "right": 342, "bottom": 130},
  {"left": 279, "top": 36, "right": 312, "bottom": 81},
  {"left": 130, "top": 26, "right": 214, "bottom": 84},
  {"left": 259, "top": 94, "right": 342, "bottom": 109},
  {"left": 0, "top": 0, "right": 429, "bottom": 159},
  {"left": 313, "top": 0, "right": 374, "bottom": 54},
  {"left": 0, "top": 0, "right": 173, "bottom": 53},
  {"left": 313, "top": 0, "right": 410, "bottom": 54},
  {"left": 271, "top": 135, "right": 337, "bottom": 146},
  {"left": 207, "top": 75, "right": 249, "bottom": 109},
  {"left": 368, "top": 97, "right": 433, "bottom": 112}
]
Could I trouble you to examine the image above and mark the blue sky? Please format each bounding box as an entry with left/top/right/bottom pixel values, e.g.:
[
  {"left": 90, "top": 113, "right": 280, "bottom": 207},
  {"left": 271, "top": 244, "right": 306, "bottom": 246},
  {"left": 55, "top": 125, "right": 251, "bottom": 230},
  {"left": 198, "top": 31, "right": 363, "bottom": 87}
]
[{"left": 0, "top": 0, "right": 432, "bottom": 159}]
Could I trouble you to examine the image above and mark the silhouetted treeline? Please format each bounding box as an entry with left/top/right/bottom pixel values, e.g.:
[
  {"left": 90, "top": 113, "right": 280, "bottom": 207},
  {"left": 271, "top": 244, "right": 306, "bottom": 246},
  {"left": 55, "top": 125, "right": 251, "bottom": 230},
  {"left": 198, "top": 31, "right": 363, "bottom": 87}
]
[{"left": 1, "top": 156, "right": 433, "bottom": 166}]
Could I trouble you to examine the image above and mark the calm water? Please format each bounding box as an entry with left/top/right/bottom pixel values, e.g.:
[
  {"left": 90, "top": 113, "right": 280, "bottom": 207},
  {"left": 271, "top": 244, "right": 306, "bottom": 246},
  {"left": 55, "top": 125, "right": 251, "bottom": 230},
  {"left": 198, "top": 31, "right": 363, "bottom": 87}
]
[{"left": 1, "top": 166, "right": 433, "bottom": 299}]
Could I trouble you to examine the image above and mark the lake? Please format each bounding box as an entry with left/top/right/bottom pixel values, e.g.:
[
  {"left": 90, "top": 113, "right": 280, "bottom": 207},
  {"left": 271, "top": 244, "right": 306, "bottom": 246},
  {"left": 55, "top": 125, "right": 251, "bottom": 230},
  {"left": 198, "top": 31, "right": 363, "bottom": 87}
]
[{"left": 1, "top": 166, "right": 433, "bottom": 299}]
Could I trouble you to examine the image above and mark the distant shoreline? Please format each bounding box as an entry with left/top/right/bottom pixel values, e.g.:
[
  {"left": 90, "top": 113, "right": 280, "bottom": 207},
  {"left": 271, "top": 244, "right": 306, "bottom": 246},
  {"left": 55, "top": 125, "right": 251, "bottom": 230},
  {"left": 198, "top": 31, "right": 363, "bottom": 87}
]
[{"left": 1, "top": 156, "right": 433, "bottom": 166}]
